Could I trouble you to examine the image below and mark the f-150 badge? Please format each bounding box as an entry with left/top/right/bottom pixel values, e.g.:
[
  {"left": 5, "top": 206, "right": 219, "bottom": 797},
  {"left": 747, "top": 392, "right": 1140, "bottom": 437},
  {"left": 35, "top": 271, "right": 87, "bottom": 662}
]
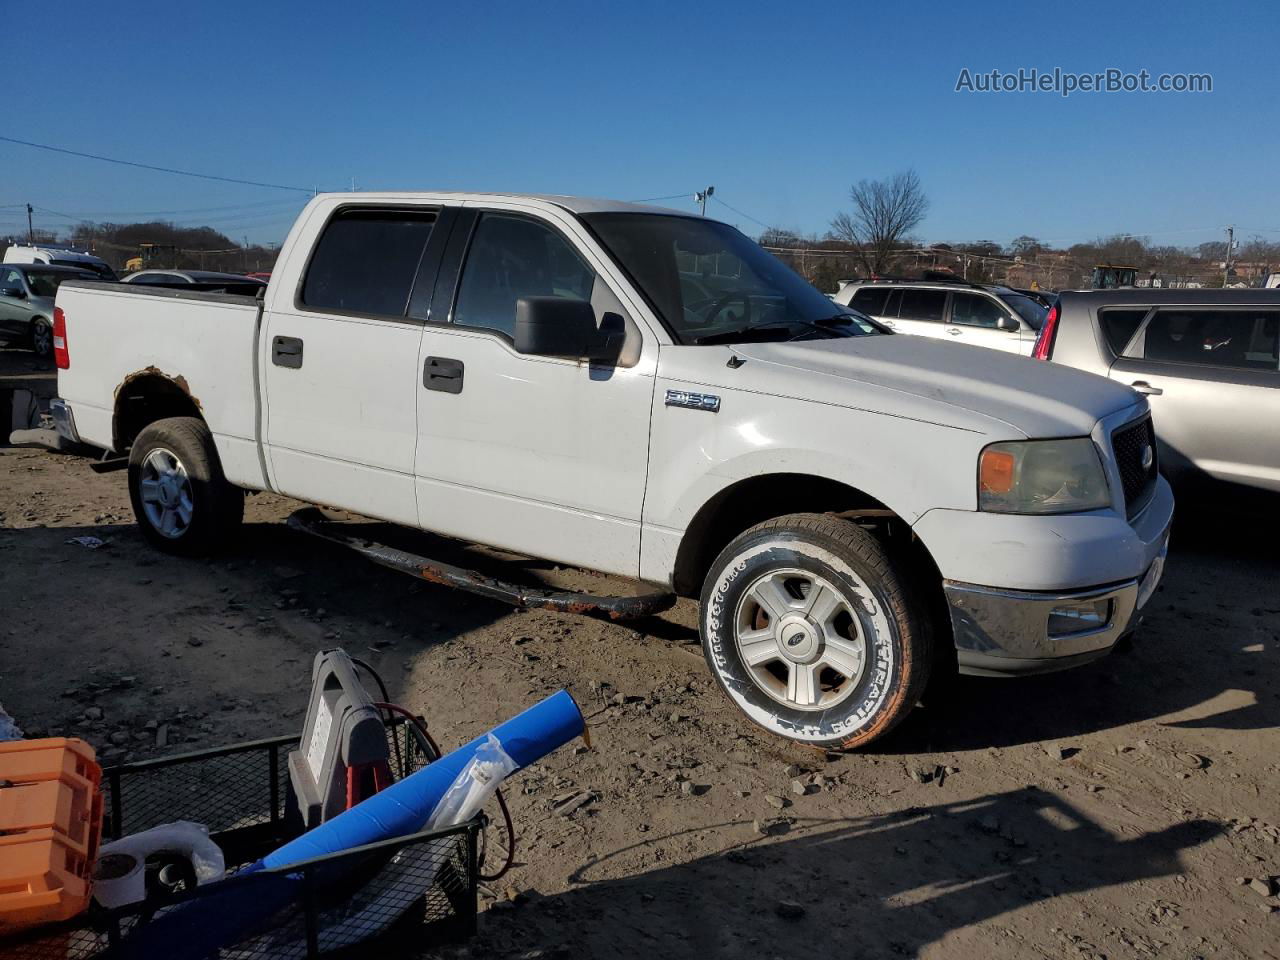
[{"left": 665, "top": 389, "right": 720, "bottom": 413}]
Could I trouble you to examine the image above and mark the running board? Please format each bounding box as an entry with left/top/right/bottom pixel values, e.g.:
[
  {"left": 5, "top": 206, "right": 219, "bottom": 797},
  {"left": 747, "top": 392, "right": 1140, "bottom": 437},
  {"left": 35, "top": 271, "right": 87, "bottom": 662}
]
[{"left": 286, "top": 507, "right": 676, "bottom": 620}]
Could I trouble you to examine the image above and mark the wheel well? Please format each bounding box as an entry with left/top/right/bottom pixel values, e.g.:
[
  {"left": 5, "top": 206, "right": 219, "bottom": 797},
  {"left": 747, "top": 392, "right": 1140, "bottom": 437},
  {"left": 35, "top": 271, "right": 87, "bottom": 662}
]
[
  {"left": 671, "top": 473, "right": 954, "bottom": 667},
  {"left": 113, "top": 372, "right": 202, "bottom": 451},
  {"left": 672, "top": 474, "right": 892, "bottom": 597}
]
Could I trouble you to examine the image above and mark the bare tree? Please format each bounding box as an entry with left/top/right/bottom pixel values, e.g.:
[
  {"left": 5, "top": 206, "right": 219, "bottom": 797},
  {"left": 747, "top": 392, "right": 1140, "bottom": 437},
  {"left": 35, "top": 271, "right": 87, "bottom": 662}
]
[{"left": 829, "top": 170, "right": 929, "bottom": 276}]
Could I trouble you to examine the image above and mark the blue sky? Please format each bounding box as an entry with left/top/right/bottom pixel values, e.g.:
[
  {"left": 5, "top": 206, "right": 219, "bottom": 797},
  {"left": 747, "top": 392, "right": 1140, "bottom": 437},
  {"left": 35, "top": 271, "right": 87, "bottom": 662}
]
[{"left": 3, "top": 0, "right": 1275, "bottom": 248}]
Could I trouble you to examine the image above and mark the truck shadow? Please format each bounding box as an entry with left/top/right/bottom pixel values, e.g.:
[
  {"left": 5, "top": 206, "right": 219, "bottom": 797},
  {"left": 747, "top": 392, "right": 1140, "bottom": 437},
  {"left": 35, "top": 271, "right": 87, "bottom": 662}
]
[{"left": 475, "top": 789, "right": 1221, "bottom": 959}]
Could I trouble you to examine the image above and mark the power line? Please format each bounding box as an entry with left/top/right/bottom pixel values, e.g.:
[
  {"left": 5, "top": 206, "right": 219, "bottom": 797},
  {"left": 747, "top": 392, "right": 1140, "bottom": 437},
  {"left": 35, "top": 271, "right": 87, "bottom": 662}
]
[
  {"left": 710, "top": 195, "right": 772, "bottom": 230},
  {"left": 0, "top": 134, "right": 317, "bottom": 193},
  {"left": 627, "top": 192, "right": 694, "bottom": 204}
]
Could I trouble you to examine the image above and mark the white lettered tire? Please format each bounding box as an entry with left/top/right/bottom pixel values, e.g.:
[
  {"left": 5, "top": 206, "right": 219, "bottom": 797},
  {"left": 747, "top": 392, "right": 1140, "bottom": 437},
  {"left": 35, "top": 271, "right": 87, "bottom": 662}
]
[{"left": 700, "top": 513, "right": 932, "bottom": 749}]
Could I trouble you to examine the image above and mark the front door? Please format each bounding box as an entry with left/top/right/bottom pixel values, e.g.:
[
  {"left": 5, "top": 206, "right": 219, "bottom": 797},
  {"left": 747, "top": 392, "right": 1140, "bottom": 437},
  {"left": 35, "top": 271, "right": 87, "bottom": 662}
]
[
  {"left": 1109, "top": 305, "right": 1280, "bottom": 491},
  {"left": 947, "top": 291, "right": 1026, "bottom": 354},
  {"left": 261, "top": 204, "right": 444, "bottom": 526},
  {"left": 413, "top": 207, "right": 655, "bottom": 577}
]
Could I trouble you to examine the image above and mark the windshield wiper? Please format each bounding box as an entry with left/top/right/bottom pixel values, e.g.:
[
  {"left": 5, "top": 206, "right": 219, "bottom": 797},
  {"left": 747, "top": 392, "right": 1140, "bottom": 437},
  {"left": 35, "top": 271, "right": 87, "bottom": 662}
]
[{"left": 694, "top": 316, "right": 854, "bottom": 346}]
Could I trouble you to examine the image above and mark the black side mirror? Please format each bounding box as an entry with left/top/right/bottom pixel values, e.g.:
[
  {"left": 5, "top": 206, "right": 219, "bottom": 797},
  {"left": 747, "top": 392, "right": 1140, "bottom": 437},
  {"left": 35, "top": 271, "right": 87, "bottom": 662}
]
[
  {"left": 513, "top": 296, "right": 619, "bottom": 362},
  {"left": 0, "top": 286, "right": 24, "bottom": 299},
  {"left": 997, "top": 316, "right": 1019, "bottom": 332}
]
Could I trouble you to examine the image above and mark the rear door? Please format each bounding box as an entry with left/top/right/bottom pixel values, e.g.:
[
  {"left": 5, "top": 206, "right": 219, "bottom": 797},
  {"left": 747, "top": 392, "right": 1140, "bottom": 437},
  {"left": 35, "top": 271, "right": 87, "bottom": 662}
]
[
  {"left": 412, "top": 204, "right": 656, "bottom": 577},
  {"left": 261, "top": 204, "right": 447, "bottom": 526},
  {"left": 1108, "top": 306, "right": 1280, "bottom": 491},
  {"left": 847, "top": 286, "right": 895, "bottom": 328},
  {"left": 947, "top": 291, "right": 1024, "bottom": 353},
  {"left": 889, "top": 287, "right": 948, "bottom": 340}
]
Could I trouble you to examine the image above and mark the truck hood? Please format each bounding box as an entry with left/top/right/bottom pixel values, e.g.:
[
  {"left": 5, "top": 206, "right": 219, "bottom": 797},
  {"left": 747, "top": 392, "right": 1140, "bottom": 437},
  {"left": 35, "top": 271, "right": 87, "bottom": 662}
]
[{"left": 705, "top": 335, "right": 1142, "bottom": 438}]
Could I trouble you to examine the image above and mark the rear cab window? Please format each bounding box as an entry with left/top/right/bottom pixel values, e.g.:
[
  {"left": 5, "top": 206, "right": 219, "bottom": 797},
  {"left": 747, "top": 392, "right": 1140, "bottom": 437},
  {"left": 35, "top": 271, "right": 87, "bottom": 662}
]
[{"left": 301, "top": 208, "right": 436, "bottom": 317}]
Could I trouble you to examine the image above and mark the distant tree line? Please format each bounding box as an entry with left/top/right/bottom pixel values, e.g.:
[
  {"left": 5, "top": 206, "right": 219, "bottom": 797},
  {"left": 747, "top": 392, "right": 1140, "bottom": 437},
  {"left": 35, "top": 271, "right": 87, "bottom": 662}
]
[
  {"left": 762, "top": 170, "right": 1279, "bottom": 293},
  {"left": 1, "top": 220, "right": 280, "bottom": 274}
]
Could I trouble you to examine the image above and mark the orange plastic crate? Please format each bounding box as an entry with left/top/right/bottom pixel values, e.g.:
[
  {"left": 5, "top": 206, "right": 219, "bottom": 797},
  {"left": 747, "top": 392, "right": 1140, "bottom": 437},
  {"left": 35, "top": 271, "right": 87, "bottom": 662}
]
[{"left": 0, "top": 738, "right": 103, "bottom": 935}]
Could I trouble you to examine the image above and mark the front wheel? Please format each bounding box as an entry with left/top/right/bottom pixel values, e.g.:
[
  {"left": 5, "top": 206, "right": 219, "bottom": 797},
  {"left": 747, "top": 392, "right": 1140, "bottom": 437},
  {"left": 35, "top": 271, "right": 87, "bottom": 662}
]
[
  {"left": 700, "top": 513, "right": 932, "bottom": 749},
  {"left": 127, "top": 417, "right": 244, "bottom": 555}
]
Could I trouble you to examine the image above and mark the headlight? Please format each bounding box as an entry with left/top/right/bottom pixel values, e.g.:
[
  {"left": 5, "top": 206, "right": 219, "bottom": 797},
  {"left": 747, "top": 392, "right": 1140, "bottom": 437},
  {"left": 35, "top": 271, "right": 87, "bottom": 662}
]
[{"left": 979, "top": 438, "right": 1110, "bottom": 514}]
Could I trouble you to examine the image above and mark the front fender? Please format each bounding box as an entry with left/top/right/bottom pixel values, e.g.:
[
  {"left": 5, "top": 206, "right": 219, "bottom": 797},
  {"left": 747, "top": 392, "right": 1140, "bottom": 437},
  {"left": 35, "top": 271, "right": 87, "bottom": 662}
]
[{"left": 639, "top": 384, "right": 984, "bottom": 583}]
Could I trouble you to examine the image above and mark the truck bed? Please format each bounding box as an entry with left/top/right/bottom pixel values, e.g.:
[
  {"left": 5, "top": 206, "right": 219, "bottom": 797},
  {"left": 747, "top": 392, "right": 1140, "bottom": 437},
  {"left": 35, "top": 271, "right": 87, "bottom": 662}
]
[{"left": 54, "top": 280, "right": 268, "bottom": 489}]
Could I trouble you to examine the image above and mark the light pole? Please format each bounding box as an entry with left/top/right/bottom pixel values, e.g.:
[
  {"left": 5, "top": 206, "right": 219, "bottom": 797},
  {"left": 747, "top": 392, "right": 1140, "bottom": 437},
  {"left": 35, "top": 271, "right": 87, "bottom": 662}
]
[{"left": 695, "top": 186, "right": 715, "bottom": 216}]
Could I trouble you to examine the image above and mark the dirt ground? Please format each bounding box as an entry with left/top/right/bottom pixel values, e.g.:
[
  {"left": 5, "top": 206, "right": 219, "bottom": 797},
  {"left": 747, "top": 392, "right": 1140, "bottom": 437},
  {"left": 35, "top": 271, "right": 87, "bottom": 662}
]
[{"left": 2, "top": 368, "right": 1278, "bottom": 958}]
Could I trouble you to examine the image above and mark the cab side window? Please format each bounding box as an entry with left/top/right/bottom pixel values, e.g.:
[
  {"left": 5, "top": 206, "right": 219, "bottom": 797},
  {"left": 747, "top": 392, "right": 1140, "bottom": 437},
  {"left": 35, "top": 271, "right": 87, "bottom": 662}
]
[
  {"left": 453, "top": 213, "right": 596, "bottom": 339},
  {"left": 1, "top": 268, "right": 23, "bottom": 293},
  {"left": 301, "top": 208, "right": 436, "bottom": 317},
  {"left": 950, "top": 292, "right": 1007, "bottom": 328}
]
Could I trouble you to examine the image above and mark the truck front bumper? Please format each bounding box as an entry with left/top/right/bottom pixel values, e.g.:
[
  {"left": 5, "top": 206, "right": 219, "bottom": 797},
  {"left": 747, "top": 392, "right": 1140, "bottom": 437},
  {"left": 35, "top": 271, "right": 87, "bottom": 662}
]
[{"left": 946, "top": 537, "right": 1166, "bottom": 676}]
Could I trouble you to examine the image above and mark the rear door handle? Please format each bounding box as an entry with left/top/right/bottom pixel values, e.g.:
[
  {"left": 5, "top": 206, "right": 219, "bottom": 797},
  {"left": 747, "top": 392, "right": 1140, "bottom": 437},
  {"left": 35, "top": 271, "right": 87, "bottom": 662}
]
[
  {"left": 424, "top": 356, "right": 464, "bottom": 394},
  {"left": 1131, "top": 380, "right": 1163, "bottom": 396},
  {"left": 272, "top": 336, "right": 303, "bottom": 368}
]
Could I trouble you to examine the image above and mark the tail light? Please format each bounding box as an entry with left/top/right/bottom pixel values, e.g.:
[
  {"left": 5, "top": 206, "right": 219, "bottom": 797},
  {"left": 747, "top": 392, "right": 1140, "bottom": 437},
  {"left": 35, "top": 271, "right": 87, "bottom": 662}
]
[
  {"left": 53, "top": 306, "right": 70, "bottom": 369},
  {"left": 1031, "top": 302, "right": 1059, "bottom": 361}
]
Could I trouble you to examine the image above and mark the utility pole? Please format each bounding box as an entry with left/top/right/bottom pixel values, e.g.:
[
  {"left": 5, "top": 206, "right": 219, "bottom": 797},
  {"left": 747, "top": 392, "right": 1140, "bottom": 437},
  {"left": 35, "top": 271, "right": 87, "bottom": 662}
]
[
  {"left": 1223, "top": 225, "right": 1234, "bottom": 287},
  {"left": 26, "top": 204, "right": 33, "bottom": 243},
  {"left": 695, "top": 186, "right": 714, "bottom": 216}
]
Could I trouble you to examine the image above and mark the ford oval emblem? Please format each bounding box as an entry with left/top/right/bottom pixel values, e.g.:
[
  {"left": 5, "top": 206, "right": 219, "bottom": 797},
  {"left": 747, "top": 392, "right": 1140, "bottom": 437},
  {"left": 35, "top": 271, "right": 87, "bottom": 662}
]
[{"left": 1141, "top": 445, "right": 1154, "bottom": 470}]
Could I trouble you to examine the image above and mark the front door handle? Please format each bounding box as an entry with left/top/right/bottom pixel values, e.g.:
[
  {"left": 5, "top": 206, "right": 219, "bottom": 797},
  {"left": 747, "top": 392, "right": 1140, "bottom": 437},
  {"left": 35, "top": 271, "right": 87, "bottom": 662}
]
[
  {"left": 946, "top": 327, "right": 962, "bottom": 336},
  {"left": 272, "top": 336, "right": 303, "bottom": 368},
  {"left": 424, "top": 356, "right": 464, "bottom": 394},
  {"left": 1131, "top": 380, "right": 1163, "bottom": 396}
]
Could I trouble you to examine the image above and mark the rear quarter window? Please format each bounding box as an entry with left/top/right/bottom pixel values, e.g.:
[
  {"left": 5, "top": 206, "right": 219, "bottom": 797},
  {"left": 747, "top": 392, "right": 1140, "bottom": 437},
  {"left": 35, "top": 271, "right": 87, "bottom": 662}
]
[{"left": 1099, "top": 308, "right": 1150, "bottom": 356}]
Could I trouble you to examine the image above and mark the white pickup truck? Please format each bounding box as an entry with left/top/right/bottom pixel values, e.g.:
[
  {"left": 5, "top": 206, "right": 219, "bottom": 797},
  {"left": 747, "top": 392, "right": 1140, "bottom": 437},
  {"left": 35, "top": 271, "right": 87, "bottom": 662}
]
[{"left": 51, "top": 192, "right": 1173, "bottom": 748}]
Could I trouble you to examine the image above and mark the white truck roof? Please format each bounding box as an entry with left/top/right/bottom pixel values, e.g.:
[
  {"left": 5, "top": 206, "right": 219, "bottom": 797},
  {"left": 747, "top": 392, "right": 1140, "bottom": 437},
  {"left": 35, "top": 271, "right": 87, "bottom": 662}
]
[{"left": 307, "top": 191, "right": 695, "bottom": 218}]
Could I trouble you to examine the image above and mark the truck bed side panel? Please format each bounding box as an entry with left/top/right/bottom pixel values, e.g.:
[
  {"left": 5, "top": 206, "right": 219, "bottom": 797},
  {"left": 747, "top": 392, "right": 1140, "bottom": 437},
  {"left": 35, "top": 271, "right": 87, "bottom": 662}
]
[{"left": 54, "top": 283, "right": 267, "bottom": 490}]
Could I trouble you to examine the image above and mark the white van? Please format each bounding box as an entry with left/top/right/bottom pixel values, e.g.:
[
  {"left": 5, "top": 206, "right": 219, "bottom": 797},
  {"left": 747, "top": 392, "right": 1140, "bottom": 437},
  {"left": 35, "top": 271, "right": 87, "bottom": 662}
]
[{"left": 3, "top": 243, "right": 116, "bottom": 280}]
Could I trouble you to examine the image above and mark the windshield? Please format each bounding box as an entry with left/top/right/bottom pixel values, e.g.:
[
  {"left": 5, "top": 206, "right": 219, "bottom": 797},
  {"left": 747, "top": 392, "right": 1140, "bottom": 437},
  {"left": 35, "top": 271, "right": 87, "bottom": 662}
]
[
  {"left": 1004, "top": 293, "right": 1048, "bottom": 331},
  {"left": 25, "top": 269, "right": 95, "bottom": 298},
  {"left": 581, "top": 213, "right": 883, "bottom": 345}
]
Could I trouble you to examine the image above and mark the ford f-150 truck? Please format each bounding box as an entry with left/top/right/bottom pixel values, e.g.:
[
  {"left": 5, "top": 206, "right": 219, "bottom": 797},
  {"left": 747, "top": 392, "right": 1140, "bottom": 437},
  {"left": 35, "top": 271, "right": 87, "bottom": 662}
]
[{"left": 51, "top": 192, "right": 1172, "bottom": 748}]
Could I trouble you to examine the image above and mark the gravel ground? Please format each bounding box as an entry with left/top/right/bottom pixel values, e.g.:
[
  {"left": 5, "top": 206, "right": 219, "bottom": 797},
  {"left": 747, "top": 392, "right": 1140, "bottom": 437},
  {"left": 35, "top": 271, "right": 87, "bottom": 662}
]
[{"left": 1, "top": 434, "right": 1278, "bottom": 960}]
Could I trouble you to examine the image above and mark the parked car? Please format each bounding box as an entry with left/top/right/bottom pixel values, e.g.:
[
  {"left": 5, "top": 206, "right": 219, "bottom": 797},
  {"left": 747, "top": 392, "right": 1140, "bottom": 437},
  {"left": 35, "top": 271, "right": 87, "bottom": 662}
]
[
  {"left": 1035, "top": 288, "right": 1280, "bottom": 494},
  {"left": 121, "top": 270, "right": 267, "bottom": 295},
  {"left": 3, "top": 243, "right": 116, "bottom": 281},
  {"left": 0, "top": 263, "right": 100, "bottom": 358},
  {"left": 832, "top": 278, "right": 1047, "bottom": 355},
  {"left": 50, "top": 192, "right": 1171, "bottom": 749},
  {"left": 1015, "top": 287, "right": 1057, "bottom": 310}
]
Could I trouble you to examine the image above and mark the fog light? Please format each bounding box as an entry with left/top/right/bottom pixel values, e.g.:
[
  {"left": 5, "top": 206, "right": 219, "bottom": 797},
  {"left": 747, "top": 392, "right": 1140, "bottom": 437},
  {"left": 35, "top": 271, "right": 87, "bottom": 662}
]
[{"left": 1047, "top": 598, "right": 1112, "bottom": 638}]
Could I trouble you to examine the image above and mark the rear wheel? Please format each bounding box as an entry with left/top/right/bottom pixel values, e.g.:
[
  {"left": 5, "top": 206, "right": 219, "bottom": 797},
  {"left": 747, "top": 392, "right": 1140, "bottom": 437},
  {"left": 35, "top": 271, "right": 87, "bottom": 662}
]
[
  {"left": 30, "top": 318, "right": 52, "bottom": 359},
  {"left": 127, "top": 417, "right": 243, "bottom": 555},
  {"left": 699, "top": 513, "right": 932, "bottom": 749}
]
